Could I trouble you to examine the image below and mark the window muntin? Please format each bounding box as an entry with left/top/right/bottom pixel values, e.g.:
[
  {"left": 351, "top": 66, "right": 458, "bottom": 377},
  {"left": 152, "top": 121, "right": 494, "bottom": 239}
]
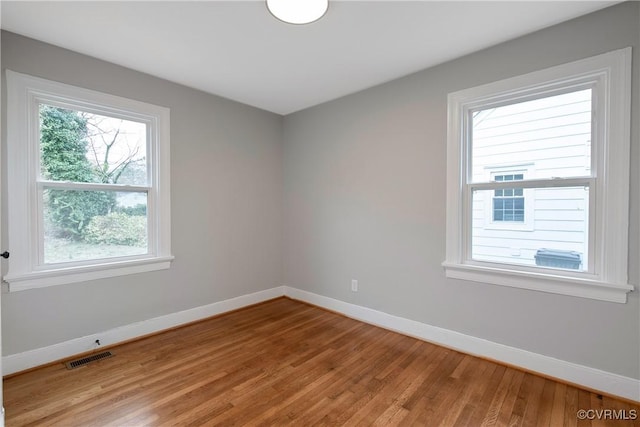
[
  {"left": 5, "top": 71, "right": 172, "bottom": 291},
  {"left": 444, "top": 48, "right": 633, "bottom": 303}
]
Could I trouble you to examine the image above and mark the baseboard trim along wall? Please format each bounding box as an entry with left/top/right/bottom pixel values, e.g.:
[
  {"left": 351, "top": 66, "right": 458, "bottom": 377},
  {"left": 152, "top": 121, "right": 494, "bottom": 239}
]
[{"left": 3, "top": 285, "right": 638, "bottom": 402}]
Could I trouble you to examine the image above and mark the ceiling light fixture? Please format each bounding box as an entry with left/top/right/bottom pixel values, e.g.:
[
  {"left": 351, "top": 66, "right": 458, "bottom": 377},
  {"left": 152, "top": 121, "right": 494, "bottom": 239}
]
[{"left": 266, "top": 0, "right": 329, "bottom": 25}]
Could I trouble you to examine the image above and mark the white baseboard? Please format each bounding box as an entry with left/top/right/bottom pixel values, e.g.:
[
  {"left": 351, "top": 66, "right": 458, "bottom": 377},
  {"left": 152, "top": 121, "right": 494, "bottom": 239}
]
[
  {"left": 284, "top": 287, "right": 640, "bottom": 402},
  {"left": 4, "top": 285, "right": 638, "bottom": 402},
  {"left": 3, "top": 286, "right": 285, "bottom": 376}
]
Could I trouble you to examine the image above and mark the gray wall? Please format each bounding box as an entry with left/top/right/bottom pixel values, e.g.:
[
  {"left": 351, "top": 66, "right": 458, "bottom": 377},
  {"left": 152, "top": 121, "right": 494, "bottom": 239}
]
[
  {"left": 2, "top": 2, "right": 639, "bottom": 381},
  {"left": 283, "top": 1, "right": 640, "bottom": 379},
  {"left": 1, "top": 31, "right": 284, "bottom": 355}
]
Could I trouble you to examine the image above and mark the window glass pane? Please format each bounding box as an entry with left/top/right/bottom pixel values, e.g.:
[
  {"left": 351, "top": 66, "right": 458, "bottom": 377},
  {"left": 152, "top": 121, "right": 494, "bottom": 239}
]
[
  {"left": 39, "top": 104, "right": 147, "bottom": 185},
  {"left": 472, "top": 186, "right": 588, "bottom": 271},
  {"left": 514, "top": 198, "right": 524, "bottom": 210},
  {"left": 43, "top": 189, "right": 148, "bottom": 264},
  {"left": 471, "top": 89, "right": 592, "bottom": 182}
]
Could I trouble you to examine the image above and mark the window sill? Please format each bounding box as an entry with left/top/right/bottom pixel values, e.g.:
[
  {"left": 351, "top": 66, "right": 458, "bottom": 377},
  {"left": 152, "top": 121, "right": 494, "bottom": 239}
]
[
  {"left": 3, "top": 255, "right": 174, "bottom": 292},
  {"left": 442, "top": 262, "right": 633, "bottom": 303}
]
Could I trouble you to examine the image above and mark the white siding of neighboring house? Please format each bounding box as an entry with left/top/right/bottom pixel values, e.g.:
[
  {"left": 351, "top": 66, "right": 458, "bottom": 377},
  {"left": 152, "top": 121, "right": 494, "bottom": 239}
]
[{"left": 471, "top": 89, "right": 591, "bottom": 270}]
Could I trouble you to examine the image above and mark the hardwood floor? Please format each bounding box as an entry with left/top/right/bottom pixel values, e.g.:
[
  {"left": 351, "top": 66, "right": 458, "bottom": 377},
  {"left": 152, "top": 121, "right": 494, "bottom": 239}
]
[{"left": 4, "top": 297, "right": 639, "bottom": 426}]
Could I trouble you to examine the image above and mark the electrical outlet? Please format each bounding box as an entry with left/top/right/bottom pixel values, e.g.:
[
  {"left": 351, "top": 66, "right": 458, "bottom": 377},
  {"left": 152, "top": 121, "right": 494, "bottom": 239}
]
[{"left": 351, "top": 279, "right": 358, "bottom": 292}]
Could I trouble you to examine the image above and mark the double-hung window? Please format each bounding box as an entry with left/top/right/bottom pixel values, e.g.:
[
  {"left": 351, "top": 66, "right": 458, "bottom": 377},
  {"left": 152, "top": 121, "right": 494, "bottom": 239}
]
[
  {"left": 443, "top": 48, "right": 633, "bottom": 303},
  {"left": 4, "top": 71, "right": 173, "bottom": 291}
]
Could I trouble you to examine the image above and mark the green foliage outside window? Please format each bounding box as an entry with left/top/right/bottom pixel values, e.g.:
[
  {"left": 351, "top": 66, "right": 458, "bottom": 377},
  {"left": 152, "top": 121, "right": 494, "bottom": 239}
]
[
  {"left": 83, "top": 212, "right": 147, "bottom": 246},
  {"left": 40, "top": 106, "right": 115, "bottom": 239}
]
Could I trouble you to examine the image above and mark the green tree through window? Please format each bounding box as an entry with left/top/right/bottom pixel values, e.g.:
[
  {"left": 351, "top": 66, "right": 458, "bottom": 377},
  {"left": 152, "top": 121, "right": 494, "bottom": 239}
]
[{"left": 40, "top": 106, "right": 115, "bottom": 239}]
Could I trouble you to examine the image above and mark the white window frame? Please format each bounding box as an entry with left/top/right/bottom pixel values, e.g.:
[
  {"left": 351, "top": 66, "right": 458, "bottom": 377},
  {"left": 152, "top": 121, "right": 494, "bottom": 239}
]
[
  {"left": 443, "top": 48, "right": 633, "bottom": 303},
  {"left": 4, "top": 71, "right": 173, "bottom": 291}
]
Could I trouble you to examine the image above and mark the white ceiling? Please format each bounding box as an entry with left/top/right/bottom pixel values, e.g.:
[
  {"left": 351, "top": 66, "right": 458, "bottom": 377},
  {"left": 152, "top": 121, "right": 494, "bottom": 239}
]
[{"left": 1, "top": 1, "right": 619, "bottom": 115}]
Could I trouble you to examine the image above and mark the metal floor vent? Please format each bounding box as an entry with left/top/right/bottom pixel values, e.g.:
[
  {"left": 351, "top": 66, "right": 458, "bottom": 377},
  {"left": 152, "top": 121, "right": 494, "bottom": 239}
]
[{"left": 65, "top": 351, "right": 114, "bottom": 370}]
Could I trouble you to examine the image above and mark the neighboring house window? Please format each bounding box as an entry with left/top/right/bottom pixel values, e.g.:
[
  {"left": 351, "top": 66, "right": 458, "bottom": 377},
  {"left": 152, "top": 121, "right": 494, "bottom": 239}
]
[
  {"left": 4, "top": 71, "right": 173, "bottom": 291},
  {"left": 492, "top": 174, "right": 524, "bottom": 222},
  {"left": 477, "top": 165, "right": 535, "bottom": 235},
  {"left": 443, "top": 48, "right": 633, "bottom": 303}
]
